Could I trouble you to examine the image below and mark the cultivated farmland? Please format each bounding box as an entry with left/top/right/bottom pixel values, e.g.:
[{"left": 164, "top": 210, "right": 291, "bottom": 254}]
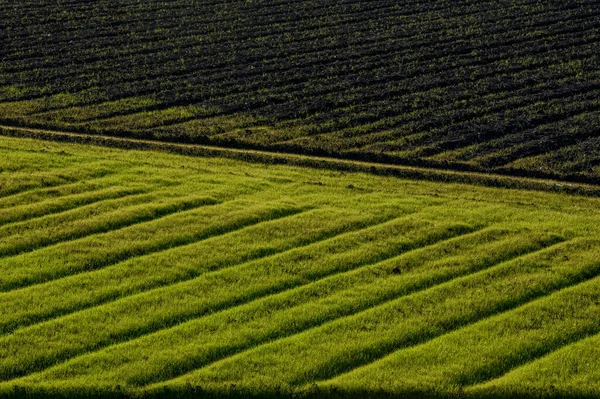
[
  {"left": 2, "top": 0, "right": 600, "bottom": 183},
  {"left": 1, "top": 136, "right": 600, "bottom": 398}
]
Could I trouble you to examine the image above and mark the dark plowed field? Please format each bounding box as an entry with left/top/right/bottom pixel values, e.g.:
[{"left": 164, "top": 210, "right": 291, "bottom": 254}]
[{"left": 2, "top": 0, "right": 600, "bottom": 182}]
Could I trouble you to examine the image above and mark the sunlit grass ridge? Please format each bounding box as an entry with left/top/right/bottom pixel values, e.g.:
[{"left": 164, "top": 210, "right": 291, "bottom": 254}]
[{"left": 0, "top": 136, "right": 600, "bottom": 398}]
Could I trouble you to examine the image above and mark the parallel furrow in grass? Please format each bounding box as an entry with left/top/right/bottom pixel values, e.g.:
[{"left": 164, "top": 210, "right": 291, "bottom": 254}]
[
  {"left": 0, "top": 205, "right": 398, "bottom": 333},
  {"left": 475, "top": 113, "right": 600, "bottom": 170},
  {"left": 0, "top": 213, "right": 477, "bottom": 381},
  {"left": 0, "top": 193, "right": 217, "bottom": 259},
  {"left": 2, "top": 3, "right": 540, "bottom": 121},
  {"left": 28, "top": 97, "right": 163, "bottom": 125},
  {"left": 309, "top": 240, "right": 600, "bottom": 398},
  {"left": 0, "top": 185, "right": 153, "bottom": 226},
  {"left": 509, "top": 136, "right": 600, "bottom": 179},
  {"left": 295, "top": 59, "right": 591, "bottom": 150},
  {"left": 432, "top": 112, "right": 600, "bottom": 166},
  {"left": 145, "top": 238, "right": 600, "bottom": 397},
  {"left": 2, "top": 0, "right": 394, "bottom": 62},
  {"left": 351, "top": 77, "right": 600, "bottom": 157},
  {"left": 2, "top": 0, "right": 486, "bottom": 63},
  {"left": 403, "top": 90, "right": 600, "bottom": 159},
  {"left": 8, "top": 25, "right": 592, "bottom": 136},
  {"left": 0, "top": 148, "right": 91, "bottom": 174},
  {"left": 110, "top": 30, "right": 600, "bottom": 136},
  {"left": 268, "top": 39, "right": 600, "bottom": 150},
  {"left": 0, "top": 176, "right": 133, "bottom": 210},
  {"left": 0, "top": 160, "right": 122, "bottom": 198},
  {"left": 0, "top": 187, "right": 177, "bottom": 237},
  {"left": 36, "top": 2, "right": 597, "bottom": 100},
  {"left": 17, "top": 227, "right": 561, "bottom": 391},
  {"left": 0, "top": 198, "right": 306, "bottom": 292},
  {"left": 6, "top": 0, "right": 542, "bottom": 58},
  {"left": 157, "top": 24, "right": 600, "bottom": 124},
  {"left": 237, "top": 19, "right": 599, "bottom": 116},
  {"left": 467, "top": 331, "right": 600, "bottom": 398}
]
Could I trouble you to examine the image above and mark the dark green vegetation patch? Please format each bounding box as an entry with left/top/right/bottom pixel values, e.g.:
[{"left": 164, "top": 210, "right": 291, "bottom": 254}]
[
  {"left": 1, "top": 136, "right": 600, "bottom": 398},
  {"left": 2, "top": 0, "right": 600, "bottom": 183}
]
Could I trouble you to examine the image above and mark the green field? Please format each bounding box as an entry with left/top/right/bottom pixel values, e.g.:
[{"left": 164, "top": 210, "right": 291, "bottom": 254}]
[{"left": 0, "top": 135, "right": 600, "bottom": 398}]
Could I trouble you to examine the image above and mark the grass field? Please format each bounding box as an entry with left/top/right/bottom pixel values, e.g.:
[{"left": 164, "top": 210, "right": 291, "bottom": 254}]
[
  {"left": 0, "top": 135, "right": 600, "bottom": 398},
  {"left": 2, "top": 0, "right": 600, "bottom": 183}
]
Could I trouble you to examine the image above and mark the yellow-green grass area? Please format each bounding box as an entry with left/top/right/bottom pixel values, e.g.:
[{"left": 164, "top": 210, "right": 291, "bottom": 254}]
[{"left": 1, "top": 136, "right": 600, "bottom": 399}]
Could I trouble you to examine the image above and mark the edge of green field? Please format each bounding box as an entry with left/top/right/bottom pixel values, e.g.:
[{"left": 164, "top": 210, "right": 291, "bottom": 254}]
[{"left": 2, "top": 125, "right": 599, "bottom": 198}]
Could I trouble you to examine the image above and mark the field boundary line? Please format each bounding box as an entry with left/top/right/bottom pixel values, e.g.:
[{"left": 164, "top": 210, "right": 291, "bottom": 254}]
[{"left": 2, "top": 125, "right": 600, "bottom": 195}]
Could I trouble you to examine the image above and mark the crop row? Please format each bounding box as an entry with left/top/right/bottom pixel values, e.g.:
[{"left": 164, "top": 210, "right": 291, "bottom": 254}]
[
  {"left": 2, "top": 0, "right": 599, "bottom": 183},
  {"left": 2, "top": 137, "right": 600, "bottom": 397}
]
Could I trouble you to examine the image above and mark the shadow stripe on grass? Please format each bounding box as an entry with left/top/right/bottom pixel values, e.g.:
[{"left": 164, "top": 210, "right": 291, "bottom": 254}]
[
  {"left": 0, "top": 195, "right": 219, "bottom": 278},
  {"left": 0, "top": 185, "right": 153, "bottom": 226},
  {"left": 148, "top": 236, "right": 571, "bottom": 394},
  {"left": 464, "top": 330, "right": 600, "bottom": 396},
  {"left": 44, "top": 227, "right": 545, "bottom": 389},
  {"left": 306, "top": 239, "right": 600, "bottom": 398},
  {"left": 0, "top": 206, "right": 379, "bottom": 333},
  {"left": 465, "top": 332, "right": 600, "bottom": 398},
  {"left": 0, "top": 186, "right": 159, "bottom": 235},
  {"left": 0, "top": 175, "right": 131, "bottom": 210},
  {"left": 0, "top": 200, "right": 305, "bottom": 292},
  {"left": 0, "top": 161, "right": 123, "bottom": 198},
  {"left": 0, "top": 217, "right": 476, "bottom": 381}
]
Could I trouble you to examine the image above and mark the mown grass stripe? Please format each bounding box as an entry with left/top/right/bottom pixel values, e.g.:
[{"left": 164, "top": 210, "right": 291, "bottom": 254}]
[
  {"left": 0, "top": 194, "right": 218, "bottom": 263},
  {"left": 0, "top": 206, "right": 386, "bottom": 333},
  {"left": 0, "top": 160, "right": 124, "bottom": 198},
  {"left": 21, "top": 227, "right": 549, "bottom": 389},
  {"left": 144, "top": 237, "right": 600, "bottom": 396},
  {"left": 0, "top": 196, "right": 302, "bottom": 292},
  {"left": 0, "top": 185, "right": 154, "bottom": 226},
  {"left": 467, "top": 331, "right": 600, "bottom": 398},
  {"left": 2, "top": 136, "right": 600, "bottom": 397},
  {"left": 0, "top": 167, "right": 169, "bottom": 210},
  {"left": 465, "top": 332, "right": 600, "bottom": 393},
  {"left": 0, "top": 187, "right": 161, "bottom": 235},
  {"left": 308, "top": 240, "right": 600, "bottom": 397},
  {"left": 0, "top": 146, "right": 99, "bottom": 175},
  {"left": 0, "top": 215, "right": 475, "bottom": 381}
]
